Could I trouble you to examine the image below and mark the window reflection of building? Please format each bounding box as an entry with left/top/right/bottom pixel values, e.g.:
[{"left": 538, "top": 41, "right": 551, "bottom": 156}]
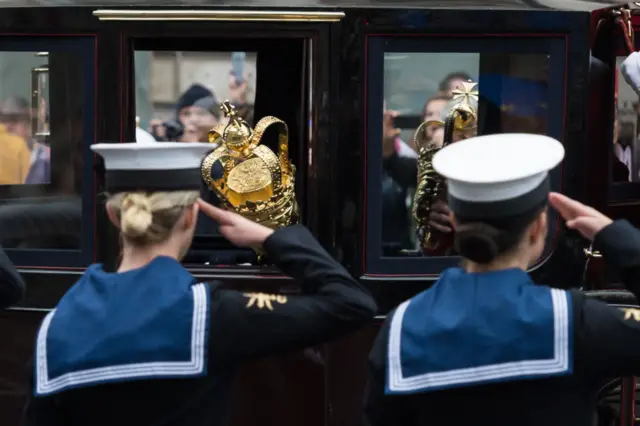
[
  {"left": 382, "top": 52, "right": 549, "bottom": 257},
  {"left": 615, "top": 57, "right": 639, "bottom": 183},
  {"left": 614, "top": 120, "right": 634, "bottom": 182},
  {"left": 32, "top": 54, "right": 50, "bottom": 139}
]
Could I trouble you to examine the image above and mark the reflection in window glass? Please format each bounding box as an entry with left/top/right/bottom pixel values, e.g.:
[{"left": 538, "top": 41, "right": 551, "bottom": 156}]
[
  {"left": 134, "top": 51, "right": 257, "bottom": 143},
  {"left": 0, "top": 51, "right": 83, "bottom": 250},
  {"left": 382, "top": 52, "right": 549, "bottom": 257},
  {"left": 615, "top": 56, "right": 637, "bottom": 183},
  {"left": 134, "top": 51, "right": 259, "bottom": 264}
]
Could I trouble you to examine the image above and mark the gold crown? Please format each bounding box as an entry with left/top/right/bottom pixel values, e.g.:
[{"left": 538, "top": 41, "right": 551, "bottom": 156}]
[
  {"left": 412, "top": 81, "right": 479, "bottom": 254},
  {"left": 415, "top": 81, "right": 479, "bottom": 149},
  {"left": 201, "top": 101, "right": 299, "bottom": 231}
]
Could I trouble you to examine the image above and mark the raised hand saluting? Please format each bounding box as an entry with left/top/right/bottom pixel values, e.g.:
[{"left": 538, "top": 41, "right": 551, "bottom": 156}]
[
  {"left": 197, "top": 198, "right": 274, "bottom": 247},
  {"left": 548, "top": 192, "right": 613, "bottom": 241}
]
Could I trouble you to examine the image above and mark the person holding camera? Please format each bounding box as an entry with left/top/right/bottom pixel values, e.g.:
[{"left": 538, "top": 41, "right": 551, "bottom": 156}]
[{"left": 150, "top": 84, "right": 220, "bottom": 143}]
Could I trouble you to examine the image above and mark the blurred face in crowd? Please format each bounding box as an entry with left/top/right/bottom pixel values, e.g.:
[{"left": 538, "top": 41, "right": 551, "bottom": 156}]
[
  {"left": 423, "top": 98, "right": 448, "bottom": 140},
  {"left": 424, "top": 98, "right": 447, "bottom": 122},
  {"left": 178, "top": 106, "right": 218, "bottom": 142},
  {"left": 444, "top": 78, "right": 467, "bottom": 97},
  {"left": 431, "top": 127, "right": 444, "bottom": 148}
]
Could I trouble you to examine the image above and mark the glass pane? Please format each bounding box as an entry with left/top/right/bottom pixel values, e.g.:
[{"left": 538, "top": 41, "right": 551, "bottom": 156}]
[
  {"left": 135, "top": 51, "right": 257, "bottom": 142},
  {"left": 382, "top": 52, "right": 549, "bottom": 257},
  {"left": 134, "top": 50, "right": 259, "bottom": 264},
  {"left": 614, "top": 56, "right": 637, "bottom": 183},
  {"left": 0, "top": 51, "right": 83, "bottom": 250}
]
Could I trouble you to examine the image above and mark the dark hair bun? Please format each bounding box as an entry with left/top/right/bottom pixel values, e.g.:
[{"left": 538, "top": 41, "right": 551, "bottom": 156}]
[{"left": 454, "top": 223, "right": 501, "bottom": 264}]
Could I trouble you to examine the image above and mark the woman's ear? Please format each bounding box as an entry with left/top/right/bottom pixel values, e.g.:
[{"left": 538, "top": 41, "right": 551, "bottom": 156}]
[
  {"left": 181, "top": 203, "right": 200, "bottom": 231},
  {"left": 528, "top": 209, "right": 548, "bottom": 245},
  {"left": 106, "top": 205, "right": 121, "bottom": 229}
]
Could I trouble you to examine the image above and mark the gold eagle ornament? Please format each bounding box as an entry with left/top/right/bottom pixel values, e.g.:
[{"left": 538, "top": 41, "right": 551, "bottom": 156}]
[
  {"left": 412, "top": 81, "right": 479, "bottom": 255},
  {"left": 201, "top": 101, "right": 299, "bottom": 232}
]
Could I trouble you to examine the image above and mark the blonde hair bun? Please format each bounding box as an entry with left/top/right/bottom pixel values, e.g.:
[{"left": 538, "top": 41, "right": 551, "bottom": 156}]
[
  {"left": 120, "top": 193, "right": 153, "bottom": 238},
  {"left": 106, "top": 190, "right": 199, "bottom": 245}
]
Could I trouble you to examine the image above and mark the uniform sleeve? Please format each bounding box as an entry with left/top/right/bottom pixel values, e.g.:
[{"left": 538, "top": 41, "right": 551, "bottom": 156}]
[
  {"left": 208, "top": 224, "right": 377, "bottom": 365},
  {"left": 576, "top": 220, "right": 640, "bottom": 376},
  {"left": 362, "top": 316, "right": 409, "bottom": 426},
  {"left": 22, "top": 394, "right": 61, "bottom": 426},
  {"left": 592, "top": 220, "right": 640, "bottom": 292},
  {"left": 0, "top": 243, "right": 25, "bottom": 308},
  {"left": 21, "top": 360, "right": 61, "bottom": 426}
]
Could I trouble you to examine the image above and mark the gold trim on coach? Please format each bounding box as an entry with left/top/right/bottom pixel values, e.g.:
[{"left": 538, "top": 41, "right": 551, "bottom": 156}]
[
  {"left": 93, "top": 9, "right": 345, "bottom": 22},
  {"left": 201, "top": 101, "right": 299, "bottom": 238}
]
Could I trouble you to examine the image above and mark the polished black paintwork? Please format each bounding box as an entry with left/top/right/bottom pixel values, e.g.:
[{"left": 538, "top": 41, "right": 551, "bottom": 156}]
[
  {"left": 0, "top": 2, "right": 631, "bottom": 426},
  {"left": 0, "top": 0, "right": 628, "bottom": 11}
]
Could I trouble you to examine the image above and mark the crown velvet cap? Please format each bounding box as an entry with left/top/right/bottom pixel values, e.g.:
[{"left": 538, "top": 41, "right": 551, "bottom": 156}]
[
  {"left": 91, "top": 142, "right": 214, "bottom": 193},
  {"left": 432, "top": 133, "right": 564, "bottom": 219}
]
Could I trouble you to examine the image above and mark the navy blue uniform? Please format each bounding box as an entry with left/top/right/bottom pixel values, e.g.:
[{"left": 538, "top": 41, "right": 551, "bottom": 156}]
[
  {"left": 364, "top": 220, "right": 640, "bottom": 426},
  {"left": 22, "top": 225, "right": 376, "bottom": 426}
]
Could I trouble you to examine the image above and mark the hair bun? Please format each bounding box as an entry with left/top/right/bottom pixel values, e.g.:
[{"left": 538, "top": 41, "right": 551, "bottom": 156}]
[
  {"left": 454, "top": 223, "right": 501, "bottom": 264},
  {"left": 120, "top": 193, "right": 153, "bottom": 238}
]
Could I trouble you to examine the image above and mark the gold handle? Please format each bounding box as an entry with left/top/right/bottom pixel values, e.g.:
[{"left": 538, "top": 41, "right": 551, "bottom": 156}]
[
  {"left": 93, "top": 9, "right": 345, "bottom": 22},
  {"left": 584, "top": 248, "right": 602, "bottom": 258}
]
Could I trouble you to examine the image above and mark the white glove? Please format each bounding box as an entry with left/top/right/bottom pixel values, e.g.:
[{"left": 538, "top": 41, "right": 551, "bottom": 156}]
[{"left": 621, "top": 52, "right": 640, "bottom": 95}]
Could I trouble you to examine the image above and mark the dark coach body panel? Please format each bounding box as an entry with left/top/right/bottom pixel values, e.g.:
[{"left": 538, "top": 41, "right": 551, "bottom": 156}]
[
  {"left": 0, "top": 0, "right": 627, "bottom": 11},
  {"left": 0, "top": 1, "right": 635, "bottom": 425}
]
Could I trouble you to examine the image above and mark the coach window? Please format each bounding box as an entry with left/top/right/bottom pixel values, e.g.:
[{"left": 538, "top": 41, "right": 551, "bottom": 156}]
[
  {"left": 613, "top": 57, "right": 638, "bottom": 183},
  {"left": 134, "top": 49, "right": 262, "bottom": 266},
  {"left": 0, "top": 38, "right": 95, "bottom": 267},
  {"left": 382, "top": 52, "right": 550, "bottom": 257},
  {"left": 365, "top": 35, "right": 566, "bottom": 275}
]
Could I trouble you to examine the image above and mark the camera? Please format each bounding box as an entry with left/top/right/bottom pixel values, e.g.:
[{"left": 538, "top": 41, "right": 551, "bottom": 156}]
[{"left": 150, "top": 119, "right": 184, "bottom": 142}]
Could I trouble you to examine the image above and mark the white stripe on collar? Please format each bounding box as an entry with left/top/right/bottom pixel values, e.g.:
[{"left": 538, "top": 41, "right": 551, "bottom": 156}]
[
  {"left": 387, "top": 288, "right": 570, "bottom": 393},
  {"left": 35, "top": 282, "right": 209, "bottom": 396}
]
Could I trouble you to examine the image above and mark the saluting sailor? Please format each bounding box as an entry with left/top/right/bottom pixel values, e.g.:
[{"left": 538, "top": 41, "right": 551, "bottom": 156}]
[
  {"left": 22, "top": 142, "right": 376, "bottom": 426},
  {"left": 363, "top": 133, "right": 640, "bottom": 426}
]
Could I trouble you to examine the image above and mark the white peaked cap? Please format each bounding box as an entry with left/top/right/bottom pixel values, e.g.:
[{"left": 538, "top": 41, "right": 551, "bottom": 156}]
[
  {"left": 432, "top": 133, "right": 564, "bottom": 218},
  {"left": 91, "top": 142, "right": 213, "bottom": 192}
]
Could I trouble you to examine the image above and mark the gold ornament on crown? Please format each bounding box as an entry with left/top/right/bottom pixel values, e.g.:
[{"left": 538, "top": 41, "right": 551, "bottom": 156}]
[
  {"left": 412, "top": 81, "right": 479, "bottom": 254},
  {"left": 201, "top": 101, "right": 299, "bottom": 235}
]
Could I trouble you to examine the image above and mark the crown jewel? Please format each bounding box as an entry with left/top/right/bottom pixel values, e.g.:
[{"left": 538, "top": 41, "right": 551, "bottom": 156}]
[{"left": 201, "top": 101, "right": 299, "bottom": 235}]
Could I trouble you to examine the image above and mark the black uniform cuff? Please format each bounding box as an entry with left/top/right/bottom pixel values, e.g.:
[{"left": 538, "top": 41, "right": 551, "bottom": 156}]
[
  {"left": 263, "top": 224, "right": 309, "bottom": 255},
  {"left": 593, "top": 219, "right": 640, "bottom": 269}
]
